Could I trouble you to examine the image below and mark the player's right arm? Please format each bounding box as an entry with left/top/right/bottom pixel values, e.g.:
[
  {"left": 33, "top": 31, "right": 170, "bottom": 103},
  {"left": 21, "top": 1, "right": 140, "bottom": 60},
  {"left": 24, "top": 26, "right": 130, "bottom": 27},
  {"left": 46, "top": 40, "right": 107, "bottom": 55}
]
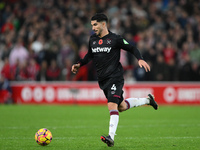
[
  {"left": 71, "top": 63, "right": 81, "bottom": 74},
  {"left": 71, "top": 40, "right": 93, "bottom": 74}
]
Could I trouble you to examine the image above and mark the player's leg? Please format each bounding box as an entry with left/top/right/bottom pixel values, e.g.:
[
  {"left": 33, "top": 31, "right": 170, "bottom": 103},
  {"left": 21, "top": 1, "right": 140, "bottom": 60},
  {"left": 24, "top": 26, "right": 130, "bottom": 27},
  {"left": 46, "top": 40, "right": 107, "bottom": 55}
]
[
  {"left": 100, "top": 77, "right": 123, "bottom": 147},
  {"left": 107, "top": 102, "right": 118, "bottom": 140},
  {"left": 101, "top": 102, "right": 118, "bottom": 147},
  {"left": 106, "top": 78, "right": 125, "bottom": 141},
  {"left": 118, "top": 100, "right": 127, "bottom": 112},
  {"left": 118, "top": 94, "right": 158, "bottom": 112}
]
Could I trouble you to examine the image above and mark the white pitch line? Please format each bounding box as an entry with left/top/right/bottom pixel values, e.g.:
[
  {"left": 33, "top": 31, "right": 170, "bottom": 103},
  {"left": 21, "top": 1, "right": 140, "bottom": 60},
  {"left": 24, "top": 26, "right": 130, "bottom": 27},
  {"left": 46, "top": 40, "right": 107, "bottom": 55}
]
[{"left": 0, "top": 124, "right": 200, "bottom": 129}]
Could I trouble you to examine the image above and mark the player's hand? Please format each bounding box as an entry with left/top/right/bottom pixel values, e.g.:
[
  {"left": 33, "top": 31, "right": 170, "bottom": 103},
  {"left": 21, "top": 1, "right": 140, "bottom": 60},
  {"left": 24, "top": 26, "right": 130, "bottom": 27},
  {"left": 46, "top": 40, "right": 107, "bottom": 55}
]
[
  {"left": 138, "top": 59, "right": 151, "bottom": 72},
  {"left": 71, "top": 63, "right": 80, "bottom": 74}
]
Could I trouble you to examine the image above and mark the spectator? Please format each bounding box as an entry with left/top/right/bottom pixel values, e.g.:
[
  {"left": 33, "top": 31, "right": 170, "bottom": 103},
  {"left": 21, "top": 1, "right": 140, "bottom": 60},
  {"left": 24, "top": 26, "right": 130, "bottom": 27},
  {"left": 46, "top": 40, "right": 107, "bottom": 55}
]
[
  {"left": 167, "top": 58, "right": 178, "bottom": 81},
  {"left": 36, "top": 60, "right": 48, "bottom": 81},
  {"left": 190, "top": 44, "right": 200, "bottom": 63},
  {"left": 0, "top": 75, "right": 13, "bottom": 104},
  {"left": 73, "top": 44, "right": 90, "bottom": 81},
  {"left": 1, "top": 57, "right": 14, "bottom": 80},
  {"left": 179, "top": 54, "right": 192, "bottom": 81},
  {"left": 46, "top": 59, "right": 60, "bottom": 81},
  {"left": 9, "top": 37, "right": 29, "bottom": 66},
  {"left": 0, "top": 0, "right": 200, "bottom": 82},
  {"left": 31, "top": 34, "right": 45, "bottom": 55},
  {"left": 163, "top": 42, "right": 176, "bottom": 64},
  {"left": 152, "top": 54, "right": 169, "bottom": 81},
  {"left": 14, "top": 60, "right": 29, "bottom": 81},
  {"left": 1, "top": 15, "right": 14, "bottom": 33},
  {"left": 60, "top": 58, "right": 74, "bottom": 81},
  {"left": 190, "top": 61, "right": 200, "bottom": 81},
  {"left": 57, "top": 35, "right": 76, "bottom": 68},
  {"left": 27, "top": 58, "right": 40, "bottom": 80}
]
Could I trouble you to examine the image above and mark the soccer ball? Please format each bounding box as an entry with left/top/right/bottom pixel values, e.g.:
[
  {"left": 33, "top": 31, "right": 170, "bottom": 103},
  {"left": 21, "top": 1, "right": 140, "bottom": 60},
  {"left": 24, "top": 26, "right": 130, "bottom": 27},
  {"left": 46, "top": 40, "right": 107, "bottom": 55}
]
[{"left": 35, "top": 128, "right": 52, "bottom": 146}]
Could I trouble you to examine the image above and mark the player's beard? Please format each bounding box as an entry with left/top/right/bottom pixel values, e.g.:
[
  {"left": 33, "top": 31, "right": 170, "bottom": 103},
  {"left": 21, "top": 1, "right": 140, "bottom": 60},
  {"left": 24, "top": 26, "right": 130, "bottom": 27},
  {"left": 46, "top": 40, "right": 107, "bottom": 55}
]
[{"left": 97, "top": 28, "right": 103, "bottom": 37}]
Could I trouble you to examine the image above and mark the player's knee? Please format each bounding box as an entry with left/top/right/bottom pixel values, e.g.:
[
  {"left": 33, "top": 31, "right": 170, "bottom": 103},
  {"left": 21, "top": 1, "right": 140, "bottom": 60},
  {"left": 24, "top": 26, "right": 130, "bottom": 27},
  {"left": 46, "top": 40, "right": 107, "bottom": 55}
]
[
  {"left": 118, "top": 107, "right": 126, "bottom": 112},
  {"left": 107, "top": 102, "right": 118, "bottom": 111},
  {"left": 118, "top": 108, "right": 124, "bottom": 112},
  {"left": 118, "top": 100, "right": 127, "bottom": 112}
]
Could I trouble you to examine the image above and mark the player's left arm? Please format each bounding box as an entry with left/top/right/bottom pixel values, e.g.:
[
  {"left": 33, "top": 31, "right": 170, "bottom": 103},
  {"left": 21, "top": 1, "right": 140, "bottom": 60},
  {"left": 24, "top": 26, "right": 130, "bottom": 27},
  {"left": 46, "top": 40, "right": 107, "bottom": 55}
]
[
  {"left": 117, "top": 36, "right": 150, "bottom": 72},
  {"left": 138, "top": 59, "right": 150, "bottom": 72}
]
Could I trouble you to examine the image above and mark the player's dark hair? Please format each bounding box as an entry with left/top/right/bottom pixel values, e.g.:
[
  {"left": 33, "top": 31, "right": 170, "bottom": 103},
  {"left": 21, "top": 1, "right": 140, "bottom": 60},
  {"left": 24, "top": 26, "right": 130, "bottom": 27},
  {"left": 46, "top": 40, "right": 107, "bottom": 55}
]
[{"left": 91, "top": 13, "right": 108, "bottom": 23}]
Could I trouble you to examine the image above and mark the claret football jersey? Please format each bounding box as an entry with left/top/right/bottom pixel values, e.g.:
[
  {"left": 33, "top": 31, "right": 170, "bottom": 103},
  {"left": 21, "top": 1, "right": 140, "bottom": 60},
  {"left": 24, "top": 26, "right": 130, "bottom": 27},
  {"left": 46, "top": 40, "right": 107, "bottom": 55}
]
[{"left": 79, "top": 31, "right": 143, "bottom": 81}]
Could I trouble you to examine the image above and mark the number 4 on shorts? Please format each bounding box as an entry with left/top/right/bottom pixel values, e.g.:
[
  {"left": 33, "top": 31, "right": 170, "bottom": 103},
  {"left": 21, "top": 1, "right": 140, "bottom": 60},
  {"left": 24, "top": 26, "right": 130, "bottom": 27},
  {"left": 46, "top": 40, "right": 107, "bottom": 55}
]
[{"left": 111, "top": 84, "right": 117, "bottom": 91}]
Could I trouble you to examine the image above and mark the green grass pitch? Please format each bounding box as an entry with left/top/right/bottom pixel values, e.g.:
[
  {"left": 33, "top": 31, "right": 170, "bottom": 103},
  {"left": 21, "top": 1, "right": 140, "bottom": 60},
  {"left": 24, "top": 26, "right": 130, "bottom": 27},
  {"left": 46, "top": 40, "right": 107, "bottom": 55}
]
[{"left": 0, "top": 105, "right": 200, "bottom": 150}]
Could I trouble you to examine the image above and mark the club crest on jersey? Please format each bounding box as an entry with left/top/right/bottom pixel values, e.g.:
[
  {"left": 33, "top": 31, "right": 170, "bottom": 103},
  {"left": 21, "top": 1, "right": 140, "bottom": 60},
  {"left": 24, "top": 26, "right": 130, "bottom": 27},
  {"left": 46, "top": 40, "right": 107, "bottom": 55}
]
[
  {"left": 111, "top": 91, "right": 115, "bottom": 94},
  {"left": 93, "top": 41, "right": 96, "bottom": 45},
  {"left": 98, "top": 39, "right": 103, "bottom": 45},
  {"left": 106, "top": 39, "right": 111, "bottom": 44}
]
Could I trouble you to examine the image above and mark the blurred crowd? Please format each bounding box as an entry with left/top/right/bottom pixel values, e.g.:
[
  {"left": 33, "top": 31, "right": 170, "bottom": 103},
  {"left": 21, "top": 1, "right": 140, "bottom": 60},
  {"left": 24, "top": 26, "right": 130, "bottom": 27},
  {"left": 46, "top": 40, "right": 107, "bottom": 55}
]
[{"left": 0, "top": 0, "right": 200, "bottom": 83}]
